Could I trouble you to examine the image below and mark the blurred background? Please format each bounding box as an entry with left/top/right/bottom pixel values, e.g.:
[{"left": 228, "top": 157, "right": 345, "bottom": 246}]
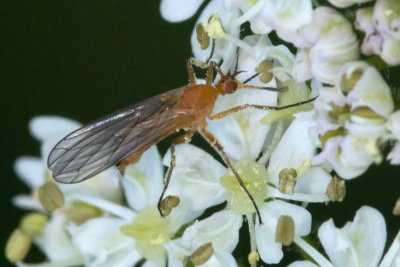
[{"left": 1, "top": 1, "right": 399, "bottom": 266}]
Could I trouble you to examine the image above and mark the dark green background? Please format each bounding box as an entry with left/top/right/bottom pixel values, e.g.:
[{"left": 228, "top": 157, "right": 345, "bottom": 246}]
[{"left": 1, "top": 1, "right": 399, "bottom": 266}]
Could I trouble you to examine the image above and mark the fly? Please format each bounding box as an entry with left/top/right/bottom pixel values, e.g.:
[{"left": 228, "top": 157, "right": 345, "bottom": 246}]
[{"left": 47, "top": 58, "right": 316, "bottom": 224}]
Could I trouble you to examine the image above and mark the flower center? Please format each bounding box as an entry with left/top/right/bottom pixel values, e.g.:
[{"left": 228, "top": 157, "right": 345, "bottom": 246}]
[
  {"left": 220, "top": 157, "right": 268, "bottom": 215},
  {"left": 119, "top": 206, "right": 173, "bottom": 260}
]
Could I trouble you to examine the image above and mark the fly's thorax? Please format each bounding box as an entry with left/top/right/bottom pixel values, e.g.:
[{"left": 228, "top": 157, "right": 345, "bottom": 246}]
[{"left": 177, "top": 84, "right": 219, "bottom": 111}]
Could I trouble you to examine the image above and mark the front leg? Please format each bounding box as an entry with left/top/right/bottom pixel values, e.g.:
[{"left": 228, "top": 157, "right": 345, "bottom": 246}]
[{"left": 209, "top": 97, "right": 317, "bottom": 120}]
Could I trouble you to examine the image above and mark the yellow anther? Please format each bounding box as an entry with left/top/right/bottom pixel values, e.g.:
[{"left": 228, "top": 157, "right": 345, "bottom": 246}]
[
  {"left": 5, "top": 228, "right": 31, "bottom": 263},
  {"left": 196, "top": 23, "right": 210, "bottom": 50},
  {"left": 66, "top": 201, "right": 103, "bottom": 225},
  {"left": 190, "top": 243, "right": 214, "bottom": 265},
  {"left": 326, "top": 176, "right": 346, "bottom": 202},
  {"left": 38, "top": 182, "right": 65, "bottom": 212},
  {"left": 159, "top": 195, "right": 180, "bottom": 217},
  {"left": 20, "top": 213, "right": 48, "bottom": 238},
  {"left": 255, "top": 60, "right": 274, "bottom": 83},
  {"left": 278, "top": 169, "right": 297, "bottom": 195},
  {"left": 275, "top": 215, "right": 295, "bottom": 246}
]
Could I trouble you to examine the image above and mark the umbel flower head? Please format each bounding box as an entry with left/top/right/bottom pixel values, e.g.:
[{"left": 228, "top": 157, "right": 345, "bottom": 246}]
[{"left": 6, "top": 0, "right": 400, "bottom": 266}]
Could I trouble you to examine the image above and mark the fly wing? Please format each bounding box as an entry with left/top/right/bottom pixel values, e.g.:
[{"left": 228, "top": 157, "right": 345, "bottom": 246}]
[{"left": 48, "top": 88, "right": 186, "bottom": 184}]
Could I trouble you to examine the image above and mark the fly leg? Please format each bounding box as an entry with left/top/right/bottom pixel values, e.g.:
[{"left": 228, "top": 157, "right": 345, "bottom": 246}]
[
  {"left": 209, "top": 97, "right": 317, "bottom": 120},
  {"left": 201, "top": 128, "right": 263, "bottom": 224},
  {"left": 157, "top": 130, "right": 195, "bottom": 217}
]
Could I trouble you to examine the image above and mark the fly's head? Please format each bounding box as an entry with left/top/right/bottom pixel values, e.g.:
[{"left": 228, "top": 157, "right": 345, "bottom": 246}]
[{"left": 215, "top": 75, "right": 240, "bottom": 95}]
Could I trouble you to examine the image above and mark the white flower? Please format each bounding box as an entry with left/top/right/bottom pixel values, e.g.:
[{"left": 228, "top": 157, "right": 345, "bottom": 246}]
[
  {"left": 13, "top": 116, "right": 123, "bottom": 212},
  {"left": 289, "top": 7, "right": 359, "bottom": 84},
  {"left": 160, "top": 0, "right": 205, "bottom": 22},
  {"left": 387, "top": 110, "right": 400, "bottom": 164},
  {"left": 356, "top": 0, "right": 400, "bottom": 66},
  {"left": 70, "top": 217, "right": 138, "bottom": 267},
  {"left": 34, "top": 214, "right": 83, "bottom": 264},
  {"left": 328, "top": 0, "right": 374, "bottom": 8},
  {"left": 312, "top": 61, "right": 394, "bottom": 179},
  {"left": 61, "top": 146, "right": 199, "bottom": 266},
  {"left": 319, "top": 206, "right": 387, "bottom": 267},
  {"left": 289, "top": 206, "right": 400, "bottom": 267},
  {"left": 225, "top": 0, "right": 313, "bottom": 38},
  {"left": 165, "top": 210, "right": 241, "bottom": 267},
  {"left": 190, "top": 0, "right": 241, "bottom": 72},
  {"left": 255, "top": 200, "right": 312, "bottom": 264}
]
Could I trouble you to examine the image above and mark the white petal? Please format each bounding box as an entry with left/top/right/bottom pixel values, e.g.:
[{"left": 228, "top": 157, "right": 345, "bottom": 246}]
[
  {"left": 347, "top": 65, "right": 394, "bottom": 118},
  {"left": 387, "top": 110, "right": 400, "bottom": 137},
  {"left": 143, "top": 258, "right": 166, "bottom": 267},
  {"left": 71, "top": 217, "right": 137, "bottom": 266},
  {"left": 295, "top": 167, "right": 332, "bottom": 195},
  {"left": 256, "top": 201, "right": 312, "bottom": 264},
  {"left": 328, "top": 0, "right": 374, "bottom": 8},
  {"left": 12, "top": 194, "right": 44, "bottom": 211},
  {"left": 14, "top": 156, "right": 44, "bottom": 188},
  {"left": 318, "top": 206, "right": 386, "bottom": 267},
  {"left": 207, "top": 88, "right": 277, "bottom": 160},
  {"left": 163, "top": 144, "right": 226, "bottom": 211},
  {"left": 198, "top": 250, "right": 237, "bottom": 267},
  {"left": 287, "top": 260, "right": 319, "bottom": 267},
  {"left": 35, "top": 214, "right": 81, "bottom": 262},
  {"left": 274, "top": 0, "right": 313, "bottom": 41},
  {"left": 160, "top": 0, "right": 205, "bottom": 22},
  {"left": 355, "top": 7, "right": 375, "bottom": 35},
  {"left": 59, "top": 167, "right": 123, "bottom": 203},
  {"left": 268, "top": 115, "right": 316, "bottom": 185},
  {"left": 182, "top": 210, "right": 242, "bottom": 252},
  {"left": 164, "top": 238, "right": 190, "bottom": 267},
  {"left": 29, "top": 116, "right": 80, "bottom": 142},
  {"left": 388, "top": 143, "right": 400, "bottom": 165},
  {"left": 190, "top": 0, "right": 240, "bottom": 64},
  {"left": 293, "top": 49, "right": 313, "bottom": 82},
  {"left": 123, "top": 146, "right": 163, "bottom": 209},
  {"left": 381, "top": 35, "right": 400, "bottom": 66}
]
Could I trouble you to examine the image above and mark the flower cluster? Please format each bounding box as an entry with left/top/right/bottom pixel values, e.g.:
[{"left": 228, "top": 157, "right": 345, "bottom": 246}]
[{"left": 6, "top": 0, "right": 400, "bottom": 266}]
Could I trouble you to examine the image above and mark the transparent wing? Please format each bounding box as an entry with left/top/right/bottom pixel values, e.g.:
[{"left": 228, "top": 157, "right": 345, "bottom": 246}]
[{"left": 48, "top": 88, "right": 186, "bottom": 184}]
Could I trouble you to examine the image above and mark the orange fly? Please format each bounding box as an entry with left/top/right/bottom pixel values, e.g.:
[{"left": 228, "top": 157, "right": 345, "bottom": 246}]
[{"left": 47, "top": 58, "right": 315, "bottom": 224}]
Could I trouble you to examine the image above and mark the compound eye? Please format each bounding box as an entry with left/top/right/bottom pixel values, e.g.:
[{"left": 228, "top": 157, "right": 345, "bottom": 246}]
[{"left": 224, "top": 81, "right": 238, "bottom": 93}]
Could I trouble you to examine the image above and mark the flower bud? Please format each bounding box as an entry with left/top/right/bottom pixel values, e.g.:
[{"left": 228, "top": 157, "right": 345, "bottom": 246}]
[
  {"left": 38, "top": 182, "right": 65, "bottom": 212},
  {"left": 278, "top": 169, "right": 297, "bottom": 195},
  {"left": 275, "top": 215, "right": 295, "bottom": 246},
  {"left": 20, "top": 213, "right": 48, "bottom": 238},
  {"left": 5, "top": 228, "right": 31, "bottom": 263},
  {"left": 190, "top": 243, "right": 214, "bottom": 265},
  {"left": 326, "top": 176, "right": 346, "bottom": 202}
]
